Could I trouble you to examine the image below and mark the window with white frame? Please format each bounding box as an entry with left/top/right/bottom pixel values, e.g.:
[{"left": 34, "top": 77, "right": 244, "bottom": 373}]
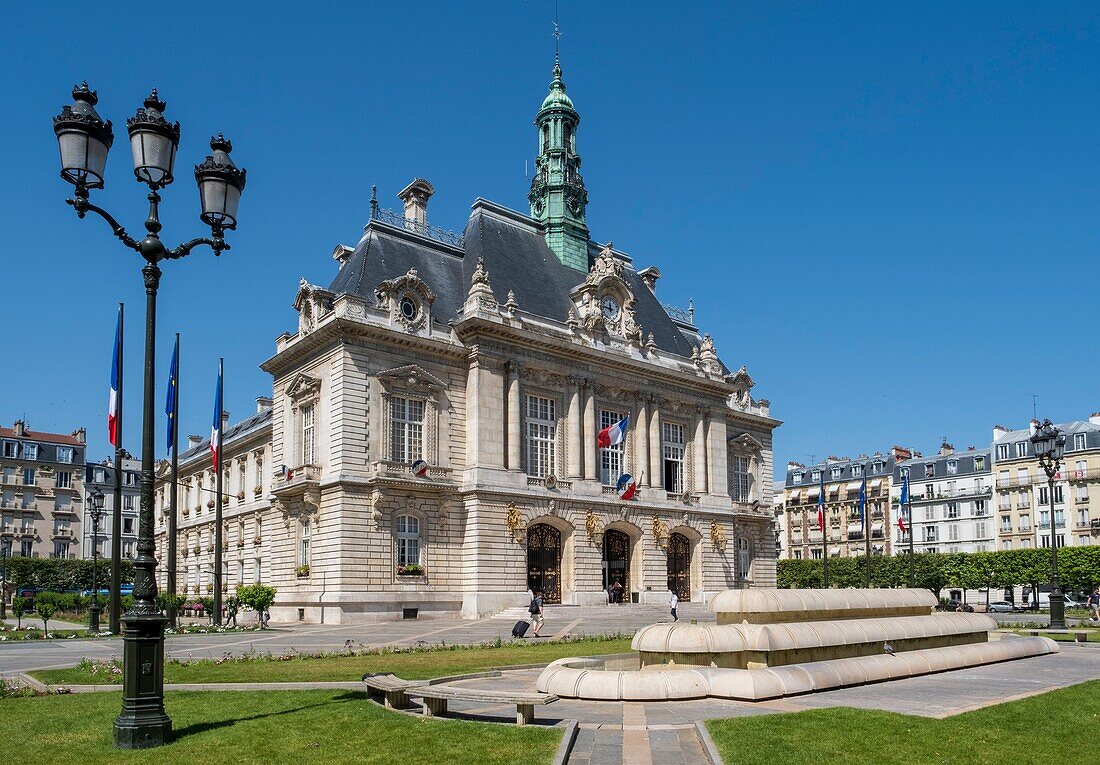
[
  {"left": 791, "top": 471, "right": 802, "bottom": 484},
  {"left": 254, "top": 455, "right": 263, "bottom": 493},
  {"left": 389, "top": 397, "right": 425, "bottom": 463},
  {"left": 300, "top": 403, "right": 316, "bottom": 465},
  {"left": 947, "top": 460, "right": 958, "bottom": 475},
  {"left": 1020, "top": 513, "right": 1031, "bottom": 530},
  {"left": 396, "top": 514, "right": 421, "bottom": 567},
  {"left": 598, "top": 409, "right": 626, "bottom": 485},
  {"left": 19, "top": 540, "right": 32, "bottom": 556},
  {"left": 947, "top": 524, "right": 959, "bottom": 541},
  {"left": 56, "top": 447, "right": 73, "bottom": 464},
  {"left": 997, "top": 444, "right": 1009, "bottom": 460},
  {"left": 298, "top": 521, "right": 310, "bottom": 567},
  {"left": 852, "top": 464, "right": 863, "bottom": 477},
  {"left": 1073, "top": 432, "right": 1086, "bottom": 451},
  {"left": 23, "top": 444, "right": 38, "bottom": 460},
  {"left": 2, "top": 441, "right": 16, "bottom": 458},
  {"left": 974, "top": 456, "right": 985, "bottom": 471},
  {"left": 238, "top": 461, "right": 246, "bottom": 495},
  {"left": 525, "top": 395, "right": 556, "bottom": 478},
  {"left": 1014, "top": 441, "right": 1027, "bottom": 458},
  {"left": 662, "top": 422, "right": 685, "bottom": 493},
  {"left": 253, "top": 558, "right": 261, "bottom": 582},
  {"left": 22, "top": 468, "right": 35, "bottom": 485},
  {"left": 872, "top": 461, "right": 884, "bottom": 474},
  {"left": 56, "top": 471, "right": 71, "bottom": 489},
  {"left": 736, "top": 537, "right": 751, "bottom": 579},
  {"left": 924, "top": 463, "right": 934, "bottom": 478},
  {"left": 732, "top": 455, "right": 752, "bottom": 502},
  {"left": 810, "top": 469, "right": 821, "bottom": 482},
  {"left": 1004, "top": 539, "right": 1013, "bottom": 550},
  {"left": 1000, "top": 515, "right": 1012, "bottom": 532},
  {"left": 830, "top": 467, "right": 841, "bottom": 479}
]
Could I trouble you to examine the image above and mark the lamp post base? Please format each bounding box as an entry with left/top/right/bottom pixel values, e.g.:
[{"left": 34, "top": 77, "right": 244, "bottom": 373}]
[
  {"left": 89, "top": 602, "right": 101, "bottom": 633},
  {"left": 113, "top": 611, "right": 172, "bottom": 749},
  {"left": 1049, "top": 595, "right": 1067, "bottom": 631}
]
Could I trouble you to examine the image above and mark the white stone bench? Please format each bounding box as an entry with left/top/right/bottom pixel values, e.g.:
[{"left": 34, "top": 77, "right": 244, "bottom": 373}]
[
  {"left": 363, "top": 673, "right": 427, "bottom": 710},
  {"left": 411, "top": 685, "right": 558, "bottom": 725}
]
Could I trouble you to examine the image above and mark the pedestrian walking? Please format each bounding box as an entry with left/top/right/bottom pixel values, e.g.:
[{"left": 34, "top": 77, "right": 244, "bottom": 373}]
[
  {"left": 670, "top": 589, "right": 679, "bottom": 622},
  {"left": 1088, "top": 587, "right": 1100, "bottom": 623},
  {"left": 529, "top": 591, "right": 545, "bottom": 637}
]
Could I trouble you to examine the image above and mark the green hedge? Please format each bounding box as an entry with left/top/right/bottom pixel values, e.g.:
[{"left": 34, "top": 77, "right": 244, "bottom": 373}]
[
  {"left": 777, "top": 547, "right": 1100, "bottom": 596},
  {"left": 1, "top": 557, "right": 134, "bottom": 591}
]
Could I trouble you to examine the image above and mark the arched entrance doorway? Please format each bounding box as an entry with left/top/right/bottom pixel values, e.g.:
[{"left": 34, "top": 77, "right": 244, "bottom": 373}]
[
  {"left": 602, "top": 529, "right": 630, "bottom": 601},
  {"left": 527, "top": 523, "right": 562, "bottom": 604},
  {"left": 666, "top": 532, "right": 691, "bottom": 600}
]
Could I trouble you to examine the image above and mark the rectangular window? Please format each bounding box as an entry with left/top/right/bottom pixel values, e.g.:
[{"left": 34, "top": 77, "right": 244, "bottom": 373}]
[
  {"left": 924, "top": 463, "right": 934, "bottom": 478},
  {"left": 830, "top": 467, "right": 841, "bottom": 479},
  {"left": 1000, "top": 515, "right": 1012, "bottom": 532},
  {"left": 852, "top": 464, "right": 863, "bottom": 477},
  {"left": 253, "top": 558, "right": 261, "bottom": 582},
  {"left": 975, "top": 499, "right": 987, "bottom": 515},
  {"left": 946, "top": 502, "right": 959, "bottom": 519},
  {"left": 900, "top": 467, "right": 910, "bottom": 479},
  {"left": 20, "top": 540, "right": 32, "bottom": 556},
  {"left": 525, "top": 395, "right": 556, "bottom": 478},
  {"left": 53, "top": 541, "right": 69, "bottom": 558},
  {"left": 924, "top": 526, "right": 938, "bottom": 543},
  {"left": 301, "top": 404, "right": 316, "bottom": 465},
  {"left": 22, "top": 468, "right": 35, "bottom": 485},
  {"left": 872, "top": 461, "right": 884, "bottom": 474},
  {"left": 1015, "top": 441, "right": 1027, "bottom": 458},
  {"left": 598, "top": 409, "right": 626, "bottom": 486},
  {"left": 123, "top": 518, "right": 134, "bottom": 534},
  {"left": 974, "top": 456, "right": 985, "bottom": 471},
  {"left": 946, "top": 460, "right": 958, "bottom": 475},
  {"left": 2, "top": 441, "right": 16, "bottom": 458},
  {"left": 791, "top": 471, "right": 802, "bottom": 484},
  {"left": 810, "top": 469, "right": 821, "bottom": 482},
  {"left": 389, "top": 397, "right": 425, "bottom": 463},
  {"left": 732, "top": 455, "right": 751, "bottom": 502},
  {"left": 1020, "top": 514, "right": 1031, "bottom": 530},
  {"left": 55, "top": 471, "right": 71, "bottom": 489},
  {"left": 1054, "top": 485, "right": 1064, "bottom": 504},
  {"left": 23, "top": 444, "right": 38, "bottom": 461},
  {"left": 947, "top": 524, "right": 959, "bottom": 541},
  {"left": 123, "top": 495, "right": 136, "bottom": 511},
  {"left": 298, "top": 522, "right": 311, "bottom": 566},
  {"left": 1022, "top": 538, "right": 1031, "bottom": 549},
  {"left": 997, "top": 444, "right": 1009, "bottom": 460},
  {"left": 396, "top": 515, "right": 421, "bottom": 567},
  {"left": 124, "top": 472, "right": 136, "bottom": 486},
  {"left": 1073, "top": 433, "right": 1086, "bottom": 451},
  {"left": 662, "top": 422, "right": 685, "bottom": 493},
  {"left": 56, "top": 447, "right": 73, "bottom": 464},
  {"left": 1004, "top": 539, "right": 1012, "bottom": 550}
]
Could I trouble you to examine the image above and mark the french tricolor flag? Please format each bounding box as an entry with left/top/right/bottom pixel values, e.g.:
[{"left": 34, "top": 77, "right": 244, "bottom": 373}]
[
  {"left": 107, "top": 308, "right": 121, "bottom": 448},
  {"left": 597, "top": 416, "right": 629, "bottom": 448},
  {"left": 210, "top": 363, "right": 223, "bottom": 471},
  {"left": 615, "top": 473, "right": 637, "bottom": 501}
]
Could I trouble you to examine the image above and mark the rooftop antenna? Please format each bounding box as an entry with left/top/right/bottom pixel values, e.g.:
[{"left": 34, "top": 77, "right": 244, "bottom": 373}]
[
  {"left": 553, "top": 0, "right": 562, "bottom": 61},
  {"left": 1031, "top": 393, "right": 1038, "bottom": 420}
]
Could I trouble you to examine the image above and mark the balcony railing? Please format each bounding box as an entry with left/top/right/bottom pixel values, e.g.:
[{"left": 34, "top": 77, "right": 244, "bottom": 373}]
[{"left": 370, "top": 205, "right": 465, "bottom": 248}]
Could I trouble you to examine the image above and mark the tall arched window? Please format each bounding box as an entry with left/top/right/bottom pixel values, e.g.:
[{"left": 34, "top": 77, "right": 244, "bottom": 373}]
[
  {"left": 737, "top": 537, "right": 752, "bottom": 580},
  {"left": 396, "top": 515, "right": 421, "bottom": 568}
]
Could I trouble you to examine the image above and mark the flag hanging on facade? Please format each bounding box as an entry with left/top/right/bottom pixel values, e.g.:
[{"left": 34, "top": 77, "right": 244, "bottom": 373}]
[
  {"left": 210, "top": 364, "right": 223, "bottom": 471},
  {"left": 597, "top": 416, "right": 629, "bottom": 448},
  {"left": 411, "top": 459, "right": 428, "bottom": 477},
  {"left": 165, "top": 335, "right": 179, "bottom": 452},
  {"left": 108, "top": 307, "right": 122, "bottom": 447},
  {"left": 858, "top": 475, "right": 867, "bottom": 531},
  {"left": 898, "top": 474, "right": 910, "bottom": 533},
  {"left": 615, "top": 473, "right": 637, "bottom": 500},
  {"left": 816, "top": 470, "right": 825, "bottom": 531}
]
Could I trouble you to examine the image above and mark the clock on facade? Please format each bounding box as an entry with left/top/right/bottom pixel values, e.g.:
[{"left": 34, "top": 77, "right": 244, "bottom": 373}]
[{"left": 600, "top": 296, "right": 620, "bottom": 320}]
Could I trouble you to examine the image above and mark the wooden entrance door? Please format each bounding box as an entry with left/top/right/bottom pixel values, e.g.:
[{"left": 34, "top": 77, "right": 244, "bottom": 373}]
[
  {"left": 666, "top": 532, "right": 691, "bottom": 600},
  {"left": 602, "top": 529, "right": 630, "bottom": 596},
  {"left": 527, "top": 524, "right": 562, "bottom": 604}
]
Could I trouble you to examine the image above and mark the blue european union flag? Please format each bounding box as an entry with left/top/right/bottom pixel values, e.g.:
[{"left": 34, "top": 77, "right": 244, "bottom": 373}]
[
  {"left": 165, "top": 336, "right": 179, "bottom": 452},
  {"left": 858, "top": 476, "right": 867, "bottom": 530}
]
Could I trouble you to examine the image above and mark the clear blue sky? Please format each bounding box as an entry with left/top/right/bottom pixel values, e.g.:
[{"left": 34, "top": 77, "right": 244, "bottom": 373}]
[{"left": 3, "top": 2, "right": 1099, "bottom": 479}]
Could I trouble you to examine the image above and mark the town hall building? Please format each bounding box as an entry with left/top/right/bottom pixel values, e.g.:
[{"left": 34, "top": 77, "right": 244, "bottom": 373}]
[{"left": 156, "top": 58, "right": 780, "bottom": 622}]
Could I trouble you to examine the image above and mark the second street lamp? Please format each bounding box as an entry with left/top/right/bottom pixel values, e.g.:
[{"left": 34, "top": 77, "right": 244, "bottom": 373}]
[
  {"left": 53, "top": 83, "right": 246, "bottom": 749},
  {"left": 1030, "top": 419, "right": 1067, "bottom": 631},
  {"left": 88, "top": 487, "right": 105, "bottom": 633}
]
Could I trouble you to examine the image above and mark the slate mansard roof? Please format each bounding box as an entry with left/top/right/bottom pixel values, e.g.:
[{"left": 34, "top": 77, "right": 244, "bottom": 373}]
[
  {"left": 179, "top": 407, "right": 273, "bottom": 464},
  {"left": 329, "top": 199, "right": 701, "bottom": 359},
  {"left": 992, "top": 420, "right": 1100, "bottom": 460},
  {"left": 894, "top": 448, "right": 991, "bottom": 481},
  {"left": 785, "top": 454, "right": 896, "bottom": 490}
]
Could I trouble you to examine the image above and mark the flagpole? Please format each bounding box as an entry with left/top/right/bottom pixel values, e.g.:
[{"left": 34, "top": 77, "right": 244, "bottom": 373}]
[
  {"left": 819, "top": 472, "right": 829, "bottom": 588},
  {"left": 907, "top": 495, "right": 915, "bottom": 587},
  {"left": 167, "top": 334, "right": 180, "bottom": 627},
  {"left": 213, "top": 358, "right": 224, "bottom": 627},
  {"left": 110, "top": 303, "right": 124, "bottom": 635},
  {"left": 863, "top": 477, "right": 871, "bottom": 589}
]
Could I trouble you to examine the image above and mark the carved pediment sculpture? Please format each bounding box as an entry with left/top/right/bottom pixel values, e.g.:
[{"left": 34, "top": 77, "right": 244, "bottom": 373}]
[
  {"left": 375, "top": 268, "right": 437, "bottom": 334},
  {"left": 726, "top": 365, "right": 755, "bottom": 409},
  {"left": 375, "top": 364, "right": 446, "bottom": 393},
  {"left": 569, "top": 241, "right": 641, "bottom": 341},
  {"left": 285, "top": 372, "right": 321, "bottom": 402},
  {"left": 294, "top": 278, "right": 335, "bottom": 336}
]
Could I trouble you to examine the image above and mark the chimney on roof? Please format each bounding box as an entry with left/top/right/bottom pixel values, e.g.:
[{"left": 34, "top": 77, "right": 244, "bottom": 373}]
[
  {"left": 967, "top": 445, "right": 976, "bottom": 451},
  {"left": 331, "top": 244, "right": 353, "bottom": 267},
  {"left": 187, "top": 435, "right": 202, "bottom": 449},
  {"left": 256, "top": 396, "right": 273, "bottom": 413},
  {"left": 72, "top": 428, "right": 86, "bottom": 445},
  {"left": 892, "top": 446, "right": 912, "bottom": 460},
  {"left": 13, "top": 420, "right": 25, "bottom": 437},
  {"left": 222, "top": 412, "right": 231, "bottom": 430},
  {"left": 398, "top": 179, "right": 434, "bottom": 228},
  {"left": 993, "top": 424, "right": 1009, "bottom": 441},
  {"left": 1091, "top": 412, "right": 1100, "bottom": 426},
  {"left": 1029, "top": 419, "right": 1040, "bottom": 436},
  {"left": 638, "top": 266, "right": 661, "bottom": 293},
  {"left": 940, "top": 442, "right": 954, "bottom": 456},
  {"left": 786, "top": 461, "right": 804, "bottom": 470}
]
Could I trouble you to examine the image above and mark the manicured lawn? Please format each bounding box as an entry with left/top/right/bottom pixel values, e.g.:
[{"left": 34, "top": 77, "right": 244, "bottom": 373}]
[
  {"left": 32, "top": 635, "right": 634, "bottom": 686},
  {"left": 1010, "top": 629, "right": 1100, "bottom": 643},
  {"left": 0, "top": 690, "right": 560, "bottom": 765},
  {"left": 706, "top": 680, "right": 1100, "bottom": 765}
]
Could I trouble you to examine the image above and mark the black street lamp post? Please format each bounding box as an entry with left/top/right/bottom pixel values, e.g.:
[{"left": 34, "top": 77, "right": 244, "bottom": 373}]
[
  {"left": 1030, "top": 419, "right": 1067, "bottom": 631},
  {"left": 53, "top": 83, "right": 245, "bottom": 749},
  {"left": 88, "top": 487, "right": 105, "bottom": 633},
  {"left": 0, "top": 538, "right": 8, "bottom": 621}
]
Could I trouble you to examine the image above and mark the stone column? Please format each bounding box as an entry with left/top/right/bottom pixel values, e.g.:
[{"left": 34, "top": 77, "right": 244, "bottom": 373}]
[
  {"left": 583, "top": 380, "right": 598, "bottom": 481},
  {"left": 707, "top": 413, "right": 729, "bottom": 499},
  {"left": 566, "top": 376, "right": 582, "bottom": 479},
  {"left": 693, "top": 408, "right": 707, "bottom": 494},
  {"left": 505, "top": 361, "right": 522, "bottom": 471},
  {"left": 648, "top": 396, "right": 662, "bottom": 489},
  {"left": 635, "top": 395, "right": 649, "bottom": 488}
]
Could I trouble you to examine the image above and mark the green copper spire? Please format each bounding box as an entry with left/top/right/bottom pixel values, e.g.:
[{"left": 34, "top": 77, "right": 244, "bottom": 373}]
[{"left": 529, "top": 57, "right": 590, "bottom": 271}]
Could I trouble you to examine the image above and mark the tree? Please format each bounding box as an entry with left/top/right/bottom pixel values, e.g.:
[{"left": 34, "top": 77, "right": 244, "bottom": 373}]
[
  {"left": 35, "top": 596, "right": 56, "bottom": 637},
  {"left": 236, "top": 584, "right": 277, "bottom": 628},
  {"left": 11, "top": 596, "right": 26, "bottom": 630}
]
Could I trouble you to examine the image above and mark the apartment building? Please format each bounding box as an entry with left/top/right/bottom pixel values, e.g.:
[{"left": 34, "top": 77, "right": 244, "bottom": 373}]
[
  {"left": 0, "top": 420, "right": 87, "bottom": 559},
  {"left": 993, "top": 416, "right": 1100, "bottom": 551},
  {"left": 893, "top": 443, "right": 993, "bottom": 554},
  {"left": 83, "top": 455, "right": 141, "bottom": 560}
]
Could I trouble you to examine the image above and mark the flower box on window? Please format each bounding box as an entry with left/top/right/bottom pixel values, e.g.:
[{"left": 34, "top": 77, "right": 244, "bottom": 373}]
[
  {"left": 254, "top": 536, "right": 262, "bottom": 546},
  {"left": 253, "top": 486, "right": 263, "bottom": 496},
  {"left": 237, "top": 491, "right": 246, "bottom": 501},
  {"left": 295, "top": 564, "right": 310, "bottom": 578},
  {"left": 397, "top": 563, "right": 424, "bottom": 576},
  {"left": 207, "top": 500, "right": 215, "bottom": 509}
]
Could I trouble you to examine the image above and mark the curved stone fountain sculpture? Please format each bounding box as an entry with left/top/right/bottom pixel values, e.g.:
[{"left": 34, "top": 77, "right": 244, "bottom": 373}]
[{"left": 537, "top": 588, "right": 1057, "bottom": 702}]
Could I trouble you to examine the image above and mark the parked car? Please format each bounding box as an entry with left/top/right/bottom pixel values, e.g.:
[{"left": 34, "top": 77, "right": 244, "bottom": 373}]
[
  {"left": 986, "top": 601, "right": 1017, "bottom": 613},
  {"left": 936, "top": 600, "right": 974, "bottom": 612}
]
